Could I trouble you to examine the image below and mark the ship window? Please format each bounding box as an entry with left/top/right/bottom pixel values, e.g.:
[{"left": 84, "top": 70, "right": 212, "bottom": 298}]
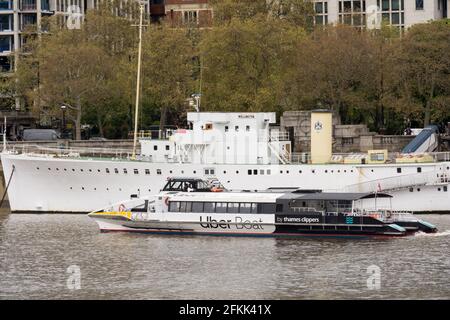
[
  {"left": 246, "top": 125, "right": 250, "bottom": 132},
  {"left": 260, "top": 170, "right": 264, "bottom": 175},
  {"left": 106, "top": 168, "right": 110, "bottom": 173},
  {"left": 228, "top": 203, "right": 239, "bottom": 213},
  {"left": 64, "top": 168, "right": 67, "bottom": 171},
  {"left": 248, "top": 169, "right": 252, "bottom": 175},
  {"left": 166, "top": 145, "right": 170, "bottom": 151},
  {"left": 409, "top": 188, "right": 413, "bottom": 192},
  {"left": 56, "top": 168, "right": 59, "bottom": 171},
  {"left": 72, "top": 169, "right": 75, "bottom": 172},
  {"left": 123, "top": 169, "right": 128, "bottom": 174},
  {"left": 438, "top": 188, "right": 441, "bottom": 192},
  {"left": 236, "top": 170, "right": 239, "bottom": 174},
  {"left": 205, "top": 123, "right": 213, "bottom": 130},
  {"left": 286, "top": 170, "right": 290, "bottom": 174},
  {"left": 397, "top": 168, "right": 402, "bottom": 173},
  {"left": 210, "top": 169, "right": 215, "bottom": 175},
  {"left": 276, "top": 204, "right": 283, "bottom": 213},
  {"left": 240, "top": 203, "right": 252, "bottom": 213},
  {"left": 205, "top": 169, "right": 209, "bottom": 174},
  {"left": 267, "top": 169, "right": 271, "bottom": 175},
  {"left": 251, "top": 203, "right": 258, "bottom": 213},
  {"left": 114, "top": 168, "right": 119, "bottom": 174},
  {"left": 80, "top": 169, "right": 84, "bottom": 172},
  {"left": 193, "top": 170, "right": 196, "bottom": 174},
  {"left": 134, "top": 169, "right": 139, "bottom": 174},
  {"left": 37, "top": 167, "right": 39, "bottom": 170},
  {"left": 88, "top": 169, "right": 92, "bottom": 172},
  {"left": 154, "top": 145, "right": 158, "bottom": 151},
  {"left": 280, "top": 170, "right": 283, "bottom": 174},
  {"left": 157, "top": 169, "right": 162, "bottom": 175},
  {"left": 97, "top": 169, "right": 101, "bottom": 172},
  {"left": 145, "top": 169, "right": 150, "bottom": 175},
  {"left": 299, "top": 170, "right": 302, "bottom": 174},
  {"left": 253, "top": 169, "right": 258, "bottom": 175},
  {"left": 48, "top": 168, "right": 51, "bottom": 170},
  {"left": 235, "top": 126, "right": 239, "bottom": 132},
  {"left": 417, "top": 188, "right": 421, "bottom": 192},
  {"left": 170, "top": 170, "right": 173, "bottom": 174},
  {"left": 417, "top": 167, "right": 422, "bottom": 173},
  {"left": 444, "top": 186, "right": 448, "bottom": 192},
  {"left": 215, "top": 202, "right": 227, "bottom": 213},
  {"left": 192, "top": 202, "right": 204, "bottom": 212},
  {"left": 204, "top": 202, "right": 215, "bottom": 212},
  {"left": 225, "top": 126, "right": 229, "bottom": 132}
]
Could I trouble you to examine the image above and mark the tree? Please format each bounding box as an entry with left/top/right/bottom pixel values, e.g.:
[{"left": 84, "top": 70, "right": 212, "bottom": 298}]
[
  {"left": 391, "top": 21, "right": 450, "bottom": 127},
  {"left": 140, "top": 24, "right": 196, "bottom": 132},
  {"left": 200, "top": 16, "right": 304, "bottom": 112}
]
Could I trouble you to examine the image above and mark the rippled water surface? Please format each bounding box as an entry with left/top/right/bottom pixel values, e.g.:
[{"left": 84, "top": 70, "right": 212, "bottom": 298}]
[{"left": 0, "top": 211, "right": 449, "bottom": 299}]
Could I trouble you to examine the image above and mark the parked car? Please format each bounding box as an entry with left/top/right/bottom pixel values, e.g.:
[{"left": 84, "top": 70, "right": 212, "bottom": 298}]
[{"left": 22, "top": 129, "right": 60, "bottom": 141}]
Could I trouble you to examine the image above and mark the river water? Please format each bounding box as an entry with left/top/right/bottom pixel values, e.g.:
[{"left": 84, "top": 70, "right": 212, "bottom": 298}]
[{"left": 0, "top": 211, "right": 449, "bottom": 300}]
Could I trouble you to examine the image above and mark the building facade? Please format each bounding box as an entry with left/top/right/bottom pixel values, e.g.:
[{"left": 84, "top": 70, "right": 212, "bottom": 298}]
[
  {"left": 313, "top": 0, "right": 449, "bottom": 29},
  {"left": 150, "top": 0, "right": 212, "bottom": 27}
]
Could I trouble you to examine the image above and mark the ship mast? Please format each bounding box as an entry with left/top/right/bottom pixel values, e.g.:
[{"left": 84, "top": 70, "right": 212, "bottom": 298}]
[{"left": 132, "top": 4, "right": 145, "bottom": 160}]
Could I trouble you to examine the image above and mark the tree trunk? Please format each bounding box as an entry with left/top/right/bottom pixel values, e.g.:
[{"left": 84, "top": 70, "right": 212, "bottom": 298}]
[
  {"left": 97, "top": 113, "right": 104, "bottom": 137},
  {"left": 159, "top": 106, "right": 168, "bottom": 139},
  {"left": 75, "top": 98, "right": 82, "bottom": 140},
  {"left": 424, "top": 101, "right": 431, "bottom": 127}
]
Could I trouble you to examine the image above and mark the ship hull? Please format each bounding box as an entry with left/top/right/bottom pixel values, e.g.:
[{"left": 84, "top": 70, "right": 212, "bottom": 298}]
[{"left": 2, "top": 153, "right": 450, "bottom": 213}]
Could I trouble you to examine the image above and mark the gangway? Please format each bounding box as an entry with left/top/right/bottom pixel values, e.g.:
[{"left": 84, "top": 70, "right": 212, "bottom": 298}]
[{"left": 402, "top": 125, "right": 439, "bottom": 154}]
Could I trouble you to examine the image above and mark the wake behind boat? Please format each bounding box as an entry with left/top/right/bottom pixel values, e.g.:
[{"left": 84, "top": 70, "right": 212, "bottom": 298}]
[{"left": 88, "top": 178, "right": 437, "bottom": 239}]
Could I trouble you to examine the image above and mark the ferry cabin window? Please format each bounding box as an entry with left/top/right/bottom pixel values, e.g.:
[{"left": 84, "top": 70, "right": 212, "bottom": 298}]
[
  {"left": 145, "top": 169, "right": 150, "bottom": 175},
  {"left": 192, "top": 202, "right": 204, "bottom": 212},
  {"left": 246, "top": 125, "right": 250, "bottom": 132},
  {"left": 166, "top": 145, "right": 170, "bottom": 151},
  {"left": 417, "top": 167, "right": 422, "bottom": 173},
  {"left": 225, "top": 126, "right": 229, "bottom": 132},
  {"left": 276, "top": 204, "right": 283, "bottom": 213},
  {"left": 397, "top": 168, "right": 402, "bottom": 173},
  {"left": 114, "top": 168, "right": 119, "bottom": 174},
  {"left": 134, "top": 169, "right": 139, "bottom": 174},
  {"left": 154, "top": 145, "right": 158, "bottom": 151},
  {"left": 169, "top": 202, "right": 180, "bottom": 212},
  {"left": 216, "top": 202, "right": 227, "bottom": 213},
  {"left": 228, "top": 202, "right": 239, "bottom": 213},
  {"left": 204, "top": 202, "right": 215, "bottom": 212}
]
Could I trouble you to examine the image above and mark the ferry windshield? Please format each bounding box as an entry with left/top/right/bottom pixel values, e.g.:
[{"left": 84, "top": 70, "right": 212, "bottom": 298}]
[{"left": 162, "top": 178, "right": 212, "bottom": 192}]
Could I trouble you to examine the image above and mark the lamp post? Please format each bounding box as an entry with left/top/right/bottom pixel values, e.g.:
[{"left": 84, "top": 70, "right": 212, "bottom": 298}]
[{"left": 61, "top": 105, "right": 67, "bottom": 138}]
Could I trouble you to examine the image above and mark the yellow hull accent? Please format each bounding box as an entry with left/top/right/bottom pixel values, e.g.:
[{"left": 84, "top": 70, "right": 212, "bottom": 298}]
[{"left": 89, "top": 211, "right": 132, "bottom": 220}]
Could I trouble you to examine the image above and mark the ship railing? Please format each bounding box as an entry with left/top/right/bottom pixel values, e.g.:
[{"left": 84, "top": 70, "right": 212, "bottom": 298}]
[
  {"left": 269, "top": 130, "right": 290, "bottom": 142},
  {"left": 430, "top": 151, "right": 450, "bottom": 162},
  {"left": 9, "top": 144, "right": 135, "bottom": 159}
]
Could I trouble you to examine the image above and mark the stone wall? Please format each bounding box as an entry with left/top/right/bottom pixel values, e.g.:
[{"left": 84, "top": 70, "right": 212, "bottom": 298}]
[{"left": 280, "top": 111, "right": 415, "bottom": 153}]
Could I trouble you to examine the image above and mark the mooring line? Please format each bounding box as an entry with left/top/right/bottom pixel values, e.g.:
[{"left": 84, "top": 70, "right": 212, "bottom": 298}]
[{"left": 0, "top": 164, "right": 15, "bottom": 208}]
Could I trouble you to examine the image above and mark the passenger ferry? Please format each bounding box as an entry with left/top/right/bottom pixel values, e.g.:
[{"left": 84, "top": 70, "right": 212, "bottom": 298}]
[
  {"left": 2, "top": 111, "right": 450, "bottom": 213},
  {"left": 88, "top": 178, "right": 437, "bottom": 238}
]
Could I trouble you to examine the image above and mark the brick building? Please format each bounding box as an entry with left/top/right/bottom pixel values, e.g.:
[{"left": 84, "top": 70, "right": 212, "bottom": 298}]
[{"left": 150, "top": 0, "right": 212, "bottom": 27}]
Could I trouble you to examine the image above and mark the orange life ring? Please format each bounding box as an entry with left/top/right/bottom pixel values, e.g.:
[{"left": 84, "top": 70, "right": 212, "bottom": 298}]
[
  {"left": 211, "top": 187, "right": 223, "bottom": 192},
  {"left": 164, "top": 197, "right": 170, "bottom": 206},
  {"left": 118, "top": 204, "right": 126, "bottom": 212}
]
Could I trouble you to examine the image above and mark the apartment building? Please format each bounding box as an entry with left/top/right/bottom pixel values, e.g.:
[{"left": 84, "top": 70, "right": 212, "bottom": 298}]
[
  {"left": 150, "top": 0, "right": 212, "bottom": 27},
  {"left": 313, "top": 0, "right": 449, "bottom": 29}
]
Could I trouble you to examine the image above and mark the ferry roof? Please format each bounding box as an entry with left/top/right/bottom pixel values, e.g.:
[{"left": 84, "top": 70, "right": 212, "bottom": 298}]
[
  {"left": 281, "top": 192, "right": 392, "bottom": 201},
  {"left": 169, "top": 191, "right": 284, "bottom": 203}
]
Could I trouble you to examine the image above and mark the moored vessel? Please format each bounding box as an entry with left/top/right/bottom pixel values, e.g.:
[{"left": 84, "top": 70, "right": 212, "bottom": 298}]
[{"left": 88, "top": 178, "right": 437, "bottom": 238}]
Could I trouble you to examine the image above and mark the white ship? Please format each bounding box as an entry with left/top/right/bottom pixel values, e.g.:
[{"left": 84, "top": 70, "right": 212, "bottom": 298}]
[{"left": 1, "top": 111, "right": 450, "bottom": 213}]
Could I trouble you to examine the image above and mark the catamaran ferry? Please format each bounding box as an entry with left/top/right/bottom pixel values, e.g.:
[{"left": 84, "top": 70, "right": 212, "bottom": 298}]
[
  {"left": 88, "top": 178, "right": 437, "bottom": 238},
  {"left": 1, "top": 111, "right": 450, "bottom": 213}
]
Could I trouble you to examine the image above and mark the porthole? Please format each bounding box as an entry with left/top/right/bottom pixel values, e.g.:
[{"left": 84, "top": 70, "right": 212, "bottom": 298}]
[
  {"left": 82, "top": 187, "right": 85, "bottom": 190},
  {"left": 94, "top": 188, "right": 97, "bottom": 191},
  {"left": 80, "top": 169, "right": 83, "bottom": 172},
  {"left": 157, "top": 169, "right": 162, "bottom": 175},
  {"left": 145, "top": 169, "right": 150, "bottom": 175},
  {"left": 106, "top": 168, "right": 110, "bottom": 173},
  {"left": 97, "top": 169, "right": 101, "bottom": 173},
  {"left": 417, "top": 188, "right": 421, "bottom": 192},
  {"left": 48, "top": 168, "right": 51, "bottom": 170},
  {"left": 325, "top": 170, "right": 328, "bottom": 173},
  {"left": 438, "top": 188, "right": 441, "bottom": 191},
  {"left": 72, "top": 169, "right": 75, "bottom": 172},
  {"left": 417, "top": 167, "right": 422, "bottom": 173},
  {"left": 64, "top": 168, "right": 67, "bottom": 171},
  {"left": 114, "top": 168, "right": 118, "bottom": 174},
  {"left": 299, "top": 170, "right": 302, "bottom": 174},
  {"left": 134, "top": 169, "right": 139, "bottom": 174},
  {"left": 89, "top": 169, "right": 92, "bottom": 172},
  {"left": 286, "top": 170, "right": 289, "bottom": 174},
  {"left": 236, "top": 171, "right": 239, "bottom": 174},
  {"left": 36, "top": 167, "right": 39, "bottom": 170},
  {"left": 56, "top": 168, "right": 59, "bottom": 171},
  {"left": 123, "top": 169, "right": 127, "bottom": 174},
  {"left": 170, "top": 170, "right": 173, "bottom": 174}
]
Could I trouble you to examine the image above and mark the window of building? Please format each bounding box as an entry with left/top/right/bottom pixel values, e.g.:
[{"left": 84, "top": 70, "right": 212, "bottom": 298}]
[
  {"left": 339, "top": 1, "right": 366, "bottom": 28},
  {"left": 183, "top": 10, "right": 198, "bottom": 25},
  {"left": 377, "top": 0, "right": 405, "bottom": 26},
  {"left": 415, "top": 0, "right": 424, "bottom": 10},
  {"left": 314, "top": 1, "right": 329, "bottom": 25}
]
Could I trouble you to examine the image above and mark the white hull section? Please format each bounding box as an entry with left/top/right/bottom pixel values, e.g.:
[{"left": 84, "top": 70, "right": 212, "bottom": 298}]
[
  {"left": 2, "top": 153, "right": 450, "bottom": 213},
  {"left": 93, "top": 213, "right": 275, "bottom": 235}
]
